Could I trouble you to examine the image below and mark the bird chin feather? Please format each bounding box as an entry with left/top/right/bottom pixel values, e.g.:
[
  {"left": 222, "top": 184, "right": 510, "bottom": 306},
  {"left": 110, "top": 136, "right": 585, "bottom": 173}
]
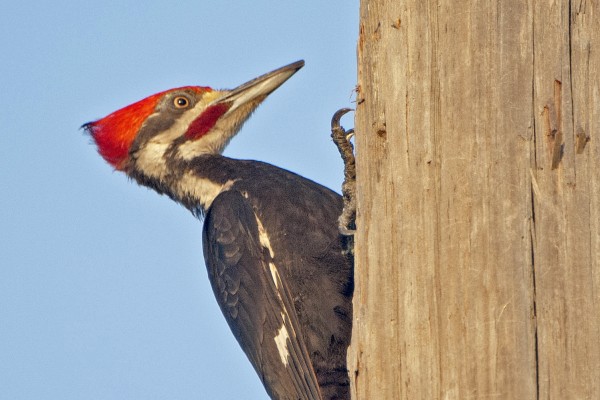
[{"left": 176, "top": 100, "right": 260, "bottom": 160}]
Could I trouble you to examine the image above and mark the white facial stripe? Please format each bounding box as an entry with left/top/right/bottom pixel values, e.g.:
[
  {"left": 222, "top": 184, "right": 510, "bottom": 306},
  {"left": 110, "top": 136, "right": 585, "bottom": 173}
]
[
  {"left": 134, "top": 92, "right": 223, "bottom": 178},
  {"left": 134, "top": 141, "right": 171, "bottom": 179},
  {"left": 176, "top": 124, "right": 234, "bottom": 160},
  {"left": 176, "top": 100, "right": 258, "bottom": 161}
]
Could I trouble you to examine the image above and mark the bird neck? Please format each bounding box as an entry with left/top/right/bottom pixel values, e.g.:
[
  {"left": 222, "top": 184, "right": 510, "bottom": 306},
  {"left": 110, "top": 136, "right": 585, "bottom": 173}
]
[{"left": 127, "top": 154, "right": 238, "bottom": 217}]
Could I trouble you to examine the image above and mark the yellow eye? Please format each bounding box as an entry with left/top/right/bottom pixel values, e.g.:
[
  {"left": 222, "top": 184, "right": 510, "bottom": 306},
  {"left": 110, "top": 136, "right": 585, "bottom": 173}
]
[{"left": 173, "top": 96, "right": 190, "bottom": 109}]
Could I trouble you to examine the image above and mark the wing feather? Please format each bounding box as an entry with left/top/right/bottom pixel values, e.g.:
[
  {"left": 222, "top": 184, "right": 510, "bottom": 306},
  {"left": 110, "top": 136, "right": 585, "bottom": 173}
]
[{"left": 203, "top": 190, "right": 322, "bottom": 400}]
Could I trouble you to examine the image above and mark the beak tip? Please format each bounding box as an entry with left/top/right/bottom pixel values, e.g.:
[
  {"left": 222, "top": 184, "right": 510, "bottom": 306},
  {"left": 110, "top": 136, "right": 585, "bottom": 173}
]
[
  {"left": 215, "top": 60, "right": 306, "bottom": 109},
  {"left": 291, "top": 59, "right": 305, "bottom": 70}
]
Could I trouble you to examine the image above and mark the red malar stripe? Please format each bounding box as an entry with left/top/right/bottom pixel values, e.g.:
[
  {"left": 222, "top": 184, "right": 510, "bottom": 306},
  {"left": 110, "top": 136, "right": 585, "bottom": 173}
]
[{"left": 185, "top": 102, "right": 231, "bottom": 140}]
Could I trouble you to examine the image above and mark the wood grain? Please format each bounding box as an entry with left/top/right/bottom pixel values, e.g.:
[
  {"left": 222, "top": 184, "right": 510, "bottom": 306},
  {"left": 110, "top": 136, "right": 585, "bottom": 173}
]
[{"left": 350, "top": 1, "right": 599, "bottom": 398}]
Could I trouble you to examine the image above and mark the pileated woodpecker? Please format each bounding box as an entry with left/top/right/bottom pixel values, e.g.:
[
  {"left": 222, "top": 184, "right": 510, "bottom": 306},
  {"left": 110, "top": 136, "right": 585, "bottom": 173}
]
[{"left": 84, "top": 61, "right": 353, "bottom": 400}]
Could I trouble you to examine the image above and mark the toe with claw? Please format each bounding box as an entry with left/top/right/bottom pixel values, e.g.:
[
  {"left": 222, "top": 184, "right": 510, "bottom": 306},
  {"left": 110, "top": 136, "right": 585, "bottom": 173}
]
[{"left": 331, "top": 108, "right": 356, "bottom": 236}]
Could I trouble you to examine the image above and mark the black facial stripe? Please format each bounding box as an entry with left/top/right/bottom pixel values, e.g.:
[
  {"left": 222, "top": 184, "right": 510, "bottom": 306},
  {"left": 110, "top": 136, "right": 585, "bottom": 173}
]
[
  {"left": 128, "top": 90, "right": 204, "bottom": 159},
  {"left": 128, "top": 111, "right": 180, "bottom": 158}
]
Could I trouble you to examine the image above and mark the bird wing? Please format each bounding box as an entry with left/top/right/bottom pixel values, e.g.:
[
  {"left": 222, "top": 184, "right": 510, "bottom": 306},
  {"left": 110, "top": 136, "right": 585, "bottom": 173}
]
[{"left": 203, "top": 189, "right": 322, "bottom": 400}]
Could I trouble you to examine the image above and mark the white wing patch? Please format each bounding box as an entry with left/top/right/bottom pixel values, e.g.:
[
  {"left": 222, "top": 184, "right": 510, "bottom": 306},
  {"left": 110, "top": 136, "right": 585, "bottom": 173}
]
[
  {"left": 254, "top": 215, "right": 295, "bottom": 367},
  {"left": 256, "top": 217, "right": 275, "bottom": 258},
  {"left": 274, "top": 313, "right": 291, "bottom": 366},
  {"left": 269, "top": 263, "right": 280, "bottom": 289},
  {"left": 270, "top": 263, "right": 292, "bottom": 365}
]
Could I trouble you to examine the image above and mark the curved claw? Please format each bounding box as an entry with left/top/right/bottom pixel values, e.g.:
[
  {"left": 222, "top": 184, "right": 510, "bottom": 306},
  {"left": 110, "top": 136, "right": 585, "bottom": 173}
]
[
  {"left": 345, "top": 129, "right": 355, "bottom": 141},
  {"left": 339, "top": 226, "right": 356, "bottom": 236},
  {"left": 331, "top": 108, "right": 354, "bottom": 130}
]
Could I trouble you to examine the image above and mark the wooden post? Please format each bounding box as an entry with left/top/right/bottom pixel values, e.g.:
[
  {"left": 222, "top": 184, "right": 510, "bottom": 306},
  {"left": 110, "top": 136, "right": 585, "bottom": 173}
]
[{"left": 349, "top": 1, "right": 600, "bottom": 398}]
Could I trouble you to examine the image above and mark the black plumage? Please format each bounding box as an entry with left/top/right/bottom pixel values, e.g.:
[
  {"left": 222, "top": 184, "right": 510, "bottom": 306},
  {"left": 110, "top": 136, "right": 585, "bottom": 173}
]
[
  {"left": 86, "top": 61, "right": 353, "bottom": 400},
  {"left": 189, "top": 157, "right": 353, "bottom": 399}
]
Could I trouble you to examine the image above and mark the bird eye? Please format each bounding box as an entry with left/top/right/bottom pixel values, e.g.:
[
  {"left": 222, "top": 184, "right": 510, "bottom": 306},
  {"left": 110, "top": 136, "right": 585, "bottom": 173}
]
[{"left": 173, "top": 96, "right": 190, "bottom": 109}]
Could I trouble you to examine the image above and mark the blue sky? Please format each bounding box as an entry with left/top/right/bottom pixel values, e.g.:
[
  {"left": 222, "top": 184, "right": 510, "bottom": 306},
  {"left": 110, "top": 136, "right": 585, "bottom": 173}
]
[{"left": 0, "top": 1, "right": 357, "bottom": 399}]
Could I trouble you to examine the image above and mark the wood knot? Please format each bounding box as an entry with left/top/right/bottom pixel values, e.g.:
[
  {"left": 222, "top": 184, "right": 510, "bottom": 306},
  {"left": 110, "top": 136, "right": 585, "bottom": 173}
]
[
  {"left": 374, "top": 121, "right": 387, "bottom": 139},
  {"left": 541, "top": 80, "right": 563, "bottom": 170},
  {"left": 576, "top": 128, "right": 590, "bottom": 154}
]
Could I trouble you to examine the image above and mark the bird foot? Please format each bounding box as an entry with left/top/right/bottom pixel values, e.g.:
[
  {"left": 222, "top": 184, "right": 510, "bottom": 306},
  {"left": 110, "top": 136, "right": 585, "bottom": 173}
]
[{"left": 331, "top": 108, "right": 356, "bottom": 237}]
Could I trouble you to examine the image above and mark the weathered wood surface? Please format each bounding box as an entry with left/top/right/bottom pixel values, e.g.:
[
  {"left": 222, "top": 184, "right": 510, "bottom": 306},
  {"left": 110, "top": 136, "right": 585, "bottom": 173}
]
[{"left": 350, "top": 1, "right": 599, "bottom": 399}]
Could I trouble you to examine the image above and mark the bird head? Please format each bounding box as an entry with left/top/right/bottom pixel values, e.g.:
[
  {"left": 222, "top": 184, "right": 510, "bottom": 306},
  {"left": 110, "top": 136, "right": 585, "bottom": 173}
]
[{"left": 83, "top": 60, "right": 304, "bottom": 176}]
